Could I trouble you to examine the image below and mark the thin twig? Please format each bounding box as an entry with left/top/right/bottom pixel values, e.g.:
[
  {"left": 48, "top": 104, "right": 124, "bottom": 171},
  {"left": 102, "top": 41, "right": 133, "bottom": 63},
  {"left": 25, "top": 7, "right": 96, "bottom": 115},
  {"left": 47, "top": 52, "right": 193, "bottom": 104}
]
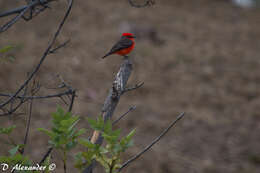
[
  {"left": 0, "top": 98, "right": 28, "bottom": 116},
  {"left": 118, "top": 112, "right": 185, "bottom": 172},
  {"left": 123, "top": 82, "right": 144, "bottom": 94},
  {"left": 0, "top": 0, "right": 56, "bottom": 33},
  {"left": 68, "top": 89, "right": 76, "bottom": 112},
  {"left": 39, "top": 147, "right": 53, "bottom": 165},
  {"left": 112, "top": 106, "right": 136, "bottom": 125},
  {"left": 21, "top": 99, "right": 33, "bottom": 154},
  {"left": 0, "top": 89, "right": 74, "bottom": 116},
  {"left": 0, "top": 90, "right": 73, "bottom": 100},
  {"left": 49, "top": 39, "right": 70, "bottom": 54},
  {"left": 0, "top": 0, "right": 55, "bottom": 18},
  {"left": 0, "top": 5, "right": 28, "bottom": 18},
  {"left": 128, "top": 0, "right": 155, "bottom": 8}
]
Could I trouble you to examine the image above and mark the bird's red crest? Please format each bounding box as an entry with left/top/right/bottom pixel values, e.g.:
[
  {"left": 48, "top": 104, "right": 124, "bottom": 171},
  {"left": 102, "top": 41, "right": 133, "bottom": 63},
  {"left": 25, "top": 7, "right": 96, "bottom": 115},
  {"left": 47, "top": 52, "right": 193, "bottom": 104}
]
[{"left": 122, "top": 33, "right": 134, "bottom": 37}]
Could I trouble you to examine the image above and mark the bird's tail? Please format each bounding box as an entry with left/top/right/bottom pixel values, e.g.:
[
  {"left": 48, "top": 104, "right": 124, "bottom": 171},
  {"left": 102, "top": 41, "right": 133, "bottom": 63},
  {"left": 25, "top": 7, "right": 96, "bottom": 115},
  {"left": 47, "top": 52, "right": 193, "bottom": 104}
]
[{"left": 102, "top": 52, "right": 112, "bottom": 59}]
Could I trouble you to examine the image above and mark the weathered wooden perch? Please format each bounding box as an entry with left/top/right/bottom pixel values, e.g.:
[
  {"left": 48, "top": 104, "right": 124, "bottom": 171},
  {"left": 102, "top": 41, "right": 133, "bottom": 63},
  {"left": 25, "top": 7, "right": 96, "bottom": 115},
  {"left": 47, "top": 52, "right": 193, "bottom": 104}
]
[{"left": 83, "top": 57, "right": 134, "bottom": 173}]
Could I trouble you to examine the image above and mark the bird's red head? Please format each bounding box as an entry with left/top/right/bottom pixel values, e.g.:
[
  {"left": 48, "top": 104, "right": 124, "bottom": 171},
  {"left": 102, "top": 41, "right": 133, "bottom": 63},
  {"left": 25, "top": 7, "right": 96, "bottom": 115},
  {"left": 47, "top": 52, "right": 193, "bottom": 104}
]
[{"left": 122, "top": 33, "right": 135, "bottom": 40}]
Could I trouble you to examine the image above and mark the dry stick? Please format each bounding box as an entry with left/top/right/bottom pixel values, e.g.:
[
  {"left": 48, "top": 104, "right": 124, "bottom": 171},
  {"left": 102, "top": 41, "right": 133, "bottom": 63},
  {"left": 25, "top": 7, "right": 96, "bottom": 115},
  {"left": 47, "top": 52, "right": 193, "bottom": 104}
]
[
  {"left": 0, "top": 90, "right": 73, "bottom": 100},
  {"left": 123, "top": 82, "right": 144, "bottom": 94},
  {"left": 39, "top": 147, "right": 53, "bottom": 165},
  {"left": 21, "top": 99, "right": 33, "bottom": 154},
  {"left": 0, "top": 3, "right": 32, "bottom": 33},
  {"left": 0, "top": 0, "right": 73, "bottom": 109},
  {"left": 0, "top": 0, "right": 56, "bottom": 32},
  {"left": 0, "top": 0, "right": 54, "bottom": 18},
  {"left": 0, "top": 90, "right": 74, "bottom": 116},
  {"left": 49, "top": 39, "right": 70, "bottom": 54},
  {"left": 83, "top": 57, "right": 134, "bottom": 173},
  {"left": 118, "top": 112, "right": 185, "bottom": 172},
  {"left": 128, "top": 0, "right": 155, "bottom": 8},
  {"left": 22, "top": 79, "right": 41, "bottom": 154},
  {"left": 0, "top": 5, "right": 29, "bottom": 17},
  {"left": 0, "top": 96, "right": 29, "bottom": 116},
  {"left": 112, "top": 106, "right": 136, "bottom": 125},
  {"left": 68, "top": 89, "right": 76, "bottom": 112}
]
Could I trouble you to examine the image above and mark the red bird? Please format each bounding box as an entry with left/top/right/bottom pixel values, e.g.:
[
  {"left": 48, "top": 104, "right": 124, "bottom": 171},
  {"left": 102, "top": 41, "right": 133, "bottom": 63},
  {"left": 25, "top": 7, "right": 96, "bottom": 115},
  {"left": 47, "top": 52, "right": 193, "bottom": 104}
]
[{"left": 102, "top": 33, "right": 135, "bottom": 59}]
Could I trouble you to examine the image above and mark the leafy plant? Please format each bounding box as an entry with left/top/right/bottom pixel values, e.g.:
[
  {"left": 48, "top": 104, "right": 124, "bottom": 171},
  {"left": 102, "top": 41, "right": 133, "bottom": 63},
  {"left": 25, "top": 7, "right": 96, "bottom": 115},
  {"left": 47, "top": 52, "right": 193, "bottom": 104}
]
[
  {"left": 0, "top": 125, "right": 22, "bottom": 150},
  {"left": 75, "top": 116, "right": 135, "bottom": 173},
  {"left": 38, "top": 106, "right": 86, "bottom": 170},
  {"left": 0, "top": 125, "right": 32, "bottom": 173}
]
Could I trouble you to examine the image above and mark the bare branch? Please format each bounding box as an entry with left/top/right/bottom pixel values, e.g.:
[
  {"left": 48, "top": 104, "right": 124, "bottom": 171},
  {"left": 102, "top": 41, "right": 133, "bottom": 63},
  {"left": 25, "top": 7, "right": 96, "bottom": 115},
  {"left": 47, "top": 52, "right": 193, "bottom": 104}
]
[
  {"left": 0, "top": 0, "right": 55, "bottom": 18},
  {"left": 39, "top": 147, "right": 53, "bottom": 165},
  {"left": 123, "top": 82, "right": 144, "bottom": 94},
  {"left": 0, "top": 0, "right": 74, "bottom": 109},
  {"left": 0, "top": 5, "right": 28, "bottom": 18},
  {"left": 0, "top": 90, "right": 74, "bottom": 100},
  {"left": 128, "top": 0, "right": 155, "bottom": 8},
  {"left": 118, "top": 112, "right": 185, "bottom": 172},
  {"left": 0, "top": 97, "right": 28, "bottom": 116},
  {"left": 49, "top": 40, "right": 70, "bottom": 54},
  {"left": 68, "top": 89, "right": 76, "bottom": 112},
  {"left": 112, "top": 106, "right": 136, "bottom": 125},
  {"left": 21, "top": 99, "right": 33, "bottom": 154},
  {"left": 0, "top": 0, "right": 56, "bottom": 33}
]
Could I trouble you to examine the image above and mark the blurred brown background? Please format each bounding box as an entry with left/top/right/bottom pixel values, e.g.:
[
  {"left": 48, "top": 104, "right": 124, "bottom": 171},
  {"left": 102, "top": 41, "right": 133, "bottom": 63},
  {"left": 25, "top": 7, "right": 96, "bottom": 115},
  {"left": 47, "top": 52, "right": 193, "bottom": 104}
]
[{"left": 1, "top": 0, "right": 260, "bottom": 172}]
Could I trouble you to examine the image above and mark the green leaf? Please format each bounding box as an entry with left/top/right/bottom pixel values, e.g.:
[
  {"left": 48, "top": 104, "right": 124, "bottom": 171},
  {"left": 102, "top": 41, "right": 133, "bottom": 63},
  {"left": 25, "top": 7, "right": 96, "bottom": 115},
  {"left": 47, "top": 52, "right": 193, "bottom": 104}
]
[
  {"left": 74, "top": 128, "right": 86, "bottom": 137},
  {"left": 67, "top": 118, "right": 80, "bottom": 131},
  {"left": 87, "top": 118, "right": 99, "bottom": 130},
  {"left": 9, "top": 145, "right": 19, "bottom": 156},
  {"left": 0, "top": 125, "right": 16, "bottom": 135},
  {"left": 104, "top": 120, "right": 112, "bottom": 134},
  {"left": 7, "top": 55, "right": 16, "bottom": 62},
  {"left": 57, "top": 106, "right": 65, "bottom": 116},
  {"left": 102, "top": 133, "right": 117, "bottom": 144},
  {"left": 78, "top": 139, "right": 97, "bottom": 149},
  {"left": 37, "top": 128, "right": 55, "bottom": 138},
  {"left": 111, "top": 129, "right": 121, "bottom": 139},
  {"left": 99, "top": 146, "right": 109, "bottom": 154},
  {"left": 95, "top": 155, "right": 110, "bottom": 170},
  {"left": 66, "top": 141, "right": 77, "bottom": 150},
  {"left": 0, "top": 45, "right": 14, "bottom": 53},
  {"left": 112, "top": 143, "right": 122, "bottom": 153},
  {"left": 126, "top": 129, "right": 136, "bottom": 140},
  {"left": 87, "top": 116, "right": 105, "bottom": 131}
]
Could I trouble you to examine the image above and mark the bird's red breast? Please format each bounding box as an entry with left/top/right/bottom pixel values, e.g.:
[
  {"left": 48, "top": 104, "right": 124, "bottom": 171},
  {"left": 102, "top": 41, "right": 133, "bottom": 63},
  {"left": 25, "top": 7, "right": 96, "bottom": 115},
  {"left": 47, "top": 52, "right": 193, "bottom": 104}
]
[{"left": 115, "top": 42, "right": 135, "bottom": 56}]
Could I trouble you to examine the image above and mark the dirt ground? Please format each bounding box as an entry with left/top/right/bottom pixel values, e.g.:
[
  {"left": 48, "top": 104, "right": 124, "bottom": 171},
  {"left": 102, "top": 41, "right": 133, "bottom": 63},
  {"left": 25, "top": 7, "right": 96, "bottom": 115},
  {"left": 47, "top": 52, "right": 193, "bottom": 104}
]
[{"left": 1, "top": 0, "right": 260, "bottom": 173}]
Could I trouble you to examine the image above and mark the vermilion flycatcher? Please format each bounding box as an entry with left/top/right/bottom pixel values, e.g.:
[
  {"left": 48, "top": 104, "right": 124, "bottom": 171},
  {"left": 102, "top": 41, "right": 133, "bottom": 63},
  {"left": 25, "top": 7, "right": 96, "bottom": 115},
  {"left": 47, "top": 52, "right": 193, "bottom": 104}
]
[{"left": 102, "top": 33, "right": 135, "bottom": 59}]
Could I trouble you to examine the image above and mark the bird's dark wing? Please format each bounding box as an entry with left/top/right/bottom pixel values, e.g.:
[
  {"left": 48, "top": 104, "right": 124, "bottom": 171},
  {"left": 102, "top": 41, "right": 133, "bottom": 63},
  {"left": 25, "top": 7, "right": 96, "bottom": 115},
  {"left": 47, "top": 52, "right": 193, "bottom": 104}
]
[{"left": 109, "top": 36, "right": 133, "bottom": 54}]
